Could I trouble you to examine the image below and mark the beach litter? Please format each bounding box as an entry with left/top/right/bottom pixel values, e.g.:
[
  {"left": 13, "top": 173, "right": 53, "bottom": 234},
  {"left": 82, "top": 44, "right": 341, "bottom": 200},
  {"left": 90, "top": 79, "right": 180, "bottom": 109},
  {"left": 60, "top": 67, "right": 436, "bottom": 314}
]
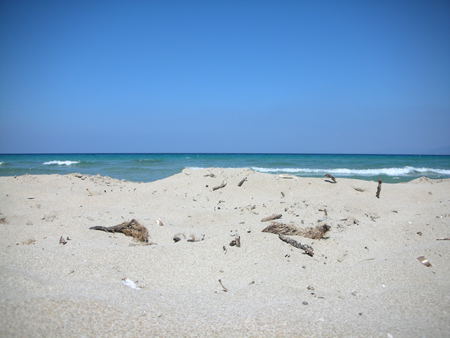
[
  {"left": 278, "top": 235, "right": 314, "bottom": 256},
  {"left": 324, "top": 173, "right": 336, "bottom": 183},
  {"left": 90, "top": 219, "right": 149, "bottom": 242},
  {"left": 122, "top": 278, "right": 141, "bottom": 290},
  {"left": 212, "top": 181, "right": 227, "bottom": 191},
  {"left": 218, "top": 279, "right": 228, "bottom": 292},
  {"left": 261, "top": 214, "right": 282, "bottom": 222},
  {"left": 262, "top": 222, "right": 330, "bottom": 239},
  {"left": 229, "top": 235, "right": 241, "bottom": 247},
  {"left": 376, "top": 180, "right": 382, "bottom": 198},
  {"left": 173, "top": 233, "right": 205, "bottom": 243},
  {"left": 237, "top": 177, "right": 247, "bottom": 187},
  {"left": 417, "top": 256, "right": 432, "bottom": 267}
]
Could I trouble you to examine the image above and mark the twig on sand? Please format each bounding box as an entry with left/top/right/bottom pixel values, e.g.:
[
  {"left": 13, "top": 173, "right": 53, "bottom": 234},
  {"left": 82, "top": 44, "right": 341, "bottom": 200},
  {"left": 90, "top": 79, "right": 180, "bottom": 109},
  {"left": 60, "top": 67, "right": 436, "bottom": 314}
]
[
  {"left": 261, "top": 214, "right": 282, "bottom": 222},
  {"left": 212, "top": 182, "right": 227, "bottom": 191},
  {"left": 90, "top": 219, "right": 149, "bottom": 242},
  {"left": 436, "top": 238, "right": 450, "bottom": 241},
  {"left": 218, "top": 279, "right": 228, "bottom": 292},
  {"left": 324, "top": 174, "right": 336, "bottom": 183},
  {"left": 237, "top": 177, "right": 247, "bottom": 187},
  {"left": 376, "top": 180, "right": 382, "bottom": 198},
  {"left": 278, "top": 235, "right": 314, "bottom": 257}
]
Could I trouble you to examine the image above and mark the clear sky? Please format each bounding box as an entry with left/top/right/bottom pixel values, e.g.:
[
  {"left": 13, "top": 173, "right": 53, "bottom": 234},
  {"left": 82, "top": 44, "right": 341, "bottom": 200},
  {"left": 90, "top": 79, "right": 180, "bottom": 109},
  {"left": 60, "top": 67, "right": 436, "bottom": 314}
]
[{"left": 0, "top": 0, "right": 449, "bottom": 154}]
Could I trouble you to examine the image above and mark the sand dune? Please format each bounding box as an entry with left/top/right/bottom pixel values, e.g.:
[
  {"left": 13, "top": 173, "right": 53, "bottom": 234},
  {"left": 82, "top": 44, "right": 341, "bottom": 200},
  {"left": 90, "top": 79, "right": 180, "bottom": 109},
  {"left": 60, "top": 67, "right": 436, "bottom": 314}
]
[{"left": 1, "top": 168, "right": 449, "bottom": 337}]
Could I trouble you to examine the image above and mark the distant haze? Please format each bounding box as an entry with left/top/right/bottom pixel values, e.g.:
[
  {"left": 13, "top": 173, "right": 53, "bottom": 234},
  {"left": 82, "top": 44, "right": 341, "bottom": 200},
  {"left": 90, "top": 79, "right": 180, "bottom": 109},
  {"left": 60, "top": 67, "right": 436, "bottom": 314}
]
[{"left": 0, "top": 1, "right": 449, "bottom": 154}]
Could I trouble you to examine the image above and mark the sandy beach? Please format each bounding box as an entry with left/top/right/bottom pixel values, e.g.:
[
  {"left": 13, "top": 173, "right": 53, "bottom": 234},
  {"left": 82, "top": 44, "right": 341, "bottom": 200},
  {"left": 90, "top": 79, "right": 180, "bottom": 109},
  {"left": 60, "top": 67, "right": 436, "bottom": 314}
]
[{"left": 0, "top": 168, "right": 449, "bottom": 337}]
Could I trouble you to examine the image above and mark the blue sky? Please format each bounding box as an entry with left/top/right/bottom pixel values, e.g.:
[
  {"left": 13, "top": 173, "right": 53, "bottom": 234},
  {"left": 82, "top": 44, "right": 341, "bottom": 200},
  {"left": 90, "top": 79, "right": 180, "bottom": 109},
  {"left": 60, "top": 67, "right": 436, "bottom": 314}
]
[{"left": 0, "top": 0, "right": 449, "bottom": 154}]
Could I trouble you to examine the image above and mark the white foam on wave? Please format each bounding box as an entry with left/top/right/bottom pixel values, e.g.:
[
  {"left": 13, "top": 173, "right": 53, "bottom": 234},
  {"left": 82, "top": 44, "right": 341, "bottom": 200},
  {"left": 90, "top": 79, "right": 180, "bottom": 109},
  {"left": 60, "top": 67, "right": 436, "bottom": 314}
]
[
  {"left": 251, "top": 166, "right": 450, "bottom": 176},
  {"left": 0, "top": 161, "right": 3, "bottom": 165},
  {"left": 43, "top": 160, "right": 80, "bottom": 166}
]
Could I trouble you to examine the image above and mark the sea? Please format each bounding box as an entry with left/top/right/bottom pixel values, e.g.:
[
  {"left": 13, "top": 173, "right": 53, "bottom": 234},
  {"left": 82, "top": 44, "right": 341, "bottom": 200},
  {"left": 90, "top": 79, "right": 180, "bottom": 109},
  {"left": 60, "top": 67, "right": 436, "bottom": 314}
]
[{"left": 0, "top": 153, "right": 449, "bottom": 183}]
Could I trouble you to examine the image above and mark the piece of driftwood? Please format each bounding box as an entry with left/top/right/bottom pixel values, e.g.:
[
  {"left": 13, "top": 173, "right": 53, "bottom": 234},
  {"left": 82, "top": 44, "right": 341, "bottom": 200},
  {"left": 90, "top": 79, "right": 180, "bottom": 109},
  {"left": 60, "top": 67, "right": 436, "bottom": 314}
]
[
  {"left": 204, "top": 173, "right": 215, "bottom": 178},
  {"left": 324, "top": 174, "right": 336, "bottom": 183},
  {"left": 212, "top": 182, "right": 227, "bottom": 191},
  {"left": 262, "top": 222, "right": 330, "bottom": 239},
  {"left": 261, "top": 214, "right": 282, "bottom": 222},
  {"left": 237, "top": 177, "right": 247, "bottom": 187},
  {"left": 90, "top": 219, "right": 149, "bottom": 242},
  {"left": 436, "top": 238, "right": 450, "bottom": 241},
  {"left": 319, "top": 208, "right": 328, "bottom": 217},
  {"left": 229, "top": 235, "right": 241, "bottom": 247},
  {"left": 278, "top": 235, "right": 314, "bottom": 256},
  {"left": 376, "top": 180, "right": 382, "bottom": 198}
]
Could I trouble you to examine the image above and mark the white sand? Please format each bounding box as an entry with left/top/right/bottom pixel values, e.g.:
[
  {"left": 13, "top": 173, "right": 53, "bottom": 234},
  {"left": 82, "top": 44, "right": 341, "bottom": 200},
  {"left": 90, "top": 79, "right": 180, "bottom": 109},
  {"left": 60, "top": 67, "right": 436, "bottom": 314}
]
[{"left": 0, "top": 168, "right": 449, "bottom": 337}]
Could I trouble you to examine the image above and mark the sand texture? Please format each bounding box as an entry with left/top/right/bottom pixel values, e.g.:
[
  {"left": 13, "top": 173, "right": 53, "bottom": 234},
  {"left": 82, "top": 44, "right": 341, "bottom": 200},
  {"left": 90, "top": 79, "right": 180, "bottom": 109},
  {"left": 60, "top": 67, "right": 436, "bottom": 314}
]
[{"left": 0, "top": 168, "right": 449, "bottom": 337}]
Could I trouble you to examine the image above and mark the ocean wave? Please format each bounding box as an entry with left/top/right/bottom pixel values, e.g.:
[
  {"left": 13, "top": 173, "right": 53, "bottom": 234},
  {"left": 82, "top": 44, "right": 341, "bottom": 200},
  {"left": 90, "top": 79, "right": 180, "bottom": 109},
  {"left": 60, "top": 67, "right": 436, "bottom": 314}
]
[
  {"left": 251, "top": 166, "right": 450, "bottom": 176},
  {"left": 0, "top": 162, "right": 3, "bottom": 165},
  {"left": 43, "top": 160, "right": 80, "bottom": 166}
]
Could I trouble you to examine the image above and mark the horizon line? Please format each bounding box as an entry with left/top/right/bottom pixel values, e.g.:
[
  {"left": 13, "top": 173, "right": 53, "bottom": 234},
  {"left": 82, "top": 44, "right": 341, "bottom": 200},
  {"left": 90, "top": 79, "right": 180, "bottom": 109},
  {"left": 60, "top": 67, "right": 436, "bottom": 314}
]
[{"left": 1, "top": 152, "right": 449, "bottom": 156}]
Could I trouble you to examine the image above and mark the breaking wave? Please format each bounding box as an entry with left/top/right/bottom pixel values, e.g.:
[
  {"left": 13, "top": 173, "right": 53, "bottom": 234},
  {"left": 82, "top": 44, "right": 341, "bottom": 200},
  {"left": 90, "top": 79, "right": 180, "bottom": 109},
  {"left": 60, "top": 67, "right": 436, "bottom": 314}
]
[
  {"left": 251, "top": 166, "right": 450, "bottom": 176},
  {"left": 43, "top": 160, "right": 80, "bottom": 166}
]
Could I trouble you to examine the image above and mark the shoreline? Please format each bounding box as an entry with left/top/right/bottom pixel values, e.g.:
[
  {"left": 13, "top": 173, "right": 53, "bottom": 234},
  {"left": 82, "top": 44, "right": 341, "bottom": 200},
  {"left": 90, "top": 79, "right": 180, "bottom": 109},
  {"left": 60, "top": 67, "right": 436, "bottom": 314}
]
[{"left": 1, "top": 168, "right": 449, "bottom": 336}]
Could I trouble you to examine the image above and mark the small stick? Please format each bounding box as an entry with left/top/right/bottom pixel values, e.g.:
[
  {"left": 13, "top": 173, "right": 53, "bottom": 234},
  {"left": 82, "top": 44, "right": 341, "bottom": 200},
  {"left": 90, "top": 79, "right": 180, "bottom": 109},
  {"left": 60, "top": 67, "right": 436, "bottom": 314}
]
[
  {"left": 278, "top": 234, "right": 314, "bottom": 256},
  {"left": 319, "top": 208, "right": 328, "bottom": 217},
  {"left": 376, "top": 180, "right": 382, "bottom": 198},
  {"left": 237, "top": 177, "right": 247, "bottom": 187},
  {"left": 281, "top": 192, "right": 285, "bottom": 198},
  {"left": 324, "top": 174, "right": 336, "bottom": 183},
  {"left": 218, "top": 279, "right": 228, "bottom": 292},
  {"left": 212, "top": 182, "right": 227, "bottom": 191},
  {"left": 261, "top": 214, "right": 282, "bottom": 222},
  {"left": 436, "top": 238, "right": 450, "bottom": 241}
]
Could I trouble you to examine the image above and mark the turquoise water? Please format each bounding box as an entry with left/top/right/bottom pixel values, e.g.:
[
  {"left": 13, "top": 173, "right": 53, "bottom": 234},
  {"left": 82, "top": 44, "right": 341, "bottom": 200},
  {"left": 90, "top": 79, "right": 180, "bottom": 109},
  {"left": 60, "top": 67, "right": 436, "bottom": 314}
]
[{"left": 0, "top": 153, "right": 450, "bottom": 183}]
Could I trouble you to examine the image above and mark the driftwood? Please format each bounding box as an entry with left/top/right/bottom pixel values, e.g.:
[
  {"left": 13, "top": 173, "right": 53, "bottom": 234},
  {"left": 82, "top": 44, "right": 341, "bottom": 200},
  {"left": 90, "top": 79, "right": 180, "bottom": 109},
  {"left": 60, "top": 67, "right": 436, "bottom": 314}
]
[
  {"left": 262, "top": 222, "right": 330, "bottom": 239},
  {"left": 436, "top": 238, "right": 450, "bottom": 241},
  {"left": 212, "top": 182, "right": 227, "bottom": 191},
  {"left": 229, "top": 235, "right": 241, "bottom": 247},
  {"left": 278, "top": 235, "right": 314, "bottom": 256},
  {"left": 261, "top": 214, "right": 282, "bottom": 222},
  {"left": 376, "top": 180, "right": 382, "bottom": 198},
  {"left": 237, "top": 177, "right": 247, "bottom": 187},
  {"left": 90, "top": 219, "right": 149, "bottom": 242},
  {"left": 324, "top": 174, "right": 336, "bottom": 183}
]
